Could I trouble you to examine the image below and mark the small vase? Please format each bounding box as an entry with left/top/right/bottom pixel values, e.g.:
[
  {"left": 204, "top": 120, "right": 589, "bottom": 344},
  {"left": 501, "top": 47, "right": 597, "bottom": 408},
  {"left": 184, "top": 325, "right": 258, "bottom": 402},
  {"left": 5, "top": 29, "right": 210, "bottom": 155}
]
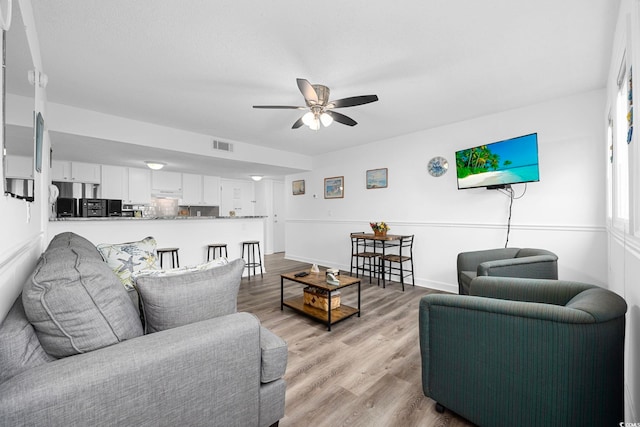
[{"left": 374, "top": 230, "right": 387, "bottom": 237}]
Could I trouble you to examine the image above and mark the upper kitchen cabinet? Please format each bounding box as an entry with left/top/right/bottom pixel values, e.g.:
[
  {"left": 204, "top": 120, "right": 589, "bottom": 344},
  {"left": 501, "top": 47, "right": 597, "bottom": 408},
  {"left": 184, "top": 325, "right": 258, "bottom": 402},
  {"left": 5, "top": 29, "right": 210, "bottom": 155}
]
[
  {"left": 202, "top": 175, "right": 220, "bottom": 205},
  {"left": 100, "top": 165, "right": 128, "bottom": 200},
  {"left": 5, "top": 155, "right": 34, "bottom": 179},
  {"left": 151, "top": 170, "right": 182, "bottom": 195},
  {"left": 181, "top": 173, "right": 202, "bottom": 205},
  {"left": 52, "top": 160, "right": 101, "bottom": 183},
  {"left": 181, "top": 174, "right": 220, "bottom": 205},
  {"left": 128, "top": 167, "right": 151, "bottom": 204}
]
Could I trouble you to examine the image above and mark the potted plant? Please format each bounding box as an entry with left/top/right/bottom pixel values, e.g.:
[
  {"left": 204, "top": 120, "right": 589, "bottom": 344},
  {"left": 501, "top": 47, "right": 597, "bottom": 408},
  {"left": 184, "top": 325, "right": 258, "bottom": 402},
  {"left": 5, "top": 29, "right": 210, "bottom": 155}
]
[{"left": 370, "top": 221, "right": 390, "bottom": 237}]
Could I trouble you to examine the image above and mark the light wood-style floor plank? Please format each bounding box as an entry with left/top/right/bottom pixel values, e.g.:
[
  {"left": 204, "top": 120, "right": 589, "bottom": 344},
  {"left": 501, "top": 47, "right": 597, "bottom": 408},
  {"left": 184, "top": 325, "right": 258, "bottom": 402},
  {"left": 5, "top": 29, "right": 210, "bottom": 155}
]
[{"left": 237, "top": 253, "right": 475, "bottom": 427}]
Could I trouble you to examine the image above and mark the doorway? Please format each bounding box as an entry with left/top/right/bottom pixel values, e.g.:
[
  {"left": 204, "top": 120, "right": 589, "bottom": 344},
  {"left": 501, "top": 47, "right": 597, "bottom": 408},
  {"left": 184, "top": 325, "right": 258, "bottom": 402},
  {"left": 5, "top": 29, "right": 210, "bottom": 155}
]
[{"left": 273, "top": 181, "right": 285, "bottom": 253}]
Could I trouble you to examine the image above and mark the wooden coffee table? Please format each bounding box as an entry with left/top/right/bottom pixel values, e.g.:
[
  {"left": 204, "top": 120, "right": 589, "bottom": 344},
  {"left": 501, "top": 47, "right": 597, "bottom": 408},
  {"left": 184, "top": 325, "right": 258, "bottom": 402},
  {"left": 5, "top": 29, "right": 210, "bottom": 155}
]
[{"left": 280, "top": 271, "right": 361, "bottom": 331}]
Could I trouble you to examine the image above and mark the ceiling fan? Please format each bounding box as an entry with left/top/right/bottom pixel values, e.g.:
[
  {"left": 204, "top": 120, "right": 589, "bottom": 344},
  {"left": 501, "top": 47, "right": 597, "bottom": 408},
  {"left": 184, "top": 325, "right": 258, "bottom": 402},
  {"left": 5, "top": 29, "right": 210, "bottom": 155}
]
[{"left": 253, "top": 78, "right": 379, "bottom": 130}]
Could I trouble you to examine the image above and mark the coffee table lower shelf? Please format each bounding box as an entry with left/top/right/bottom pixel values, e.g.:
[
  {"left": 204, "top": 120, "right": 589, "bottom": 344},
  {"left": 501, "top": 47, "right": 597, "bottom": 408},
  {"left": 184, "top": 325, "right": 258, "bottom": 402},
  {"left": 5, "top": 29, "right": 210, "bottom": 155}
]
[{"left": 283, "top": 297, "right": 359, "bottom": 329}]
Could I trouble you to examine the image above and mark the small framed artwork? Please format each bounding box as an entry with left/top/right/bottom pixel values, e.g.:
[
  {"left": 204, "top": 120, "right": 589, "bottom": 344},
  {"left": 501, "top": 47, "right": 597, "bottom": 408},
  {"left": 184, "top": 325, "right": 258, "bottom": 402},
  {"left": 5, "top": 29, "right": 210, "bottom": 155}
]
[
  {"left": 324, "top": 176, "right": 344, "bottom": 199},
  {"left": 292, "top": 179, "right": 305, "bottom": 195},
  {"left": 366, "top": 168, "right": 388, "bottom": 189}
]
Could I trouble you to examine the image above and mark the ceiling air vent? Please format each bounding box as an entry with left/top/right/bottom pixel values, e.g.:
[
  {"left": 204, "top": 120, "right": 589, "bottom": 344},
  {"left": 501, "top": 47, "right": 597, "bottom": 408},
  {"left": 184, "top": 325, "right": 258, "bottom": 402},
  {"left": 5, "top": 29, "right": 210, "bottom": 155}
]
[{"left": 212, "top": 139, "right": 233, "bottom": 152}]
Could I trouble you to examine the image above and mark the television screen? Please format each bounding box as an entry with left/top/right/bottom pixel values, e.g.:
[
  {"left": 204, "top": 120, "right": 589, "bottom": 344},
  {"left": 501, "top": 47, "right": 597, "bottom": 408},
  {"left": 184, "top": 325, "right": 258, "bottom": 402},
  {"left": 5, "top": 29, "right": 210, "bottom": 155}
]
[{"left": 455, "top": 133, "right": 539, "bottom": 190}]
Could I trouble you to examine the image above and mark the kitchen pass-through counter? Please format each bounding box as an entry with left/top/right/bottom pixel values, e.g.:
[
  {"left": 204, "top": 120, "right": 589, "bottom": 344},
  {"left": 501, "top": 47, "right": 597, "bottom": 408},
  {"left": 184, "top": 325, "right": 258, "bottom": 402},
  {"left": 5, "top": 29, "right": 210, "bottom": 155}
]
[{"left": 48, "top": 216, "right": 267, "bottom": 274}]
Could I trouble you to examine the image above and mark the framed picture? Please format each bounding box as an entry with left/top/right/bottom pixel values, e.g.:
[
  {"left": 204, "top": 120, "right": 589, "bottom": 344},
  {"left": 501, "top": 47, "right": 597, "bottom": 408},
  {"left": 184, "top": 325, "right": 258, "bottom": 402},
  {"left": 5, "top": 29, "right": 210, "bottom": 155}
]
[
  {"left": 34, "top": 112, "right": 44, "bottom": 173},
  {"left": 366, "top": 168, "right": 388, "bottom": 189},
  {"left": 292, "top": 179, "right": 305, "bottom": 195},
  {"left": 324, "top": 176, "right": 344, "bottom": 199}
]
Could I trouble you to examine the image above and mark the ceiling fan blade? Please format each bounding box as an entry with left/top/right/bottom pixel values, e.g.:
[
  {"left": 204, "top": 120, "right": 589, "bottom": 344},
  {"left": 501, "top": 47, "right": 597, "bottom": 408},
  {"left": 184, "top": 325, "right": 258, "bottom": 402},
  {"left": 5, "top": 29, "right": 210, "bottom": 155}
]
[
  {"left": 328, "top": 95, "right": 379, "bottom": 109},
  {"left": 325, "top": 110, "right": 357, "bottom": 126},
  {"left": 292, "top": 117, "right": 305, "bottom": 129},
  {"left": 296, "top": 78, "right": 318, "bottom": 104},
  {"left": 253, "top": 105, "right": 305, "bottom": 109}
]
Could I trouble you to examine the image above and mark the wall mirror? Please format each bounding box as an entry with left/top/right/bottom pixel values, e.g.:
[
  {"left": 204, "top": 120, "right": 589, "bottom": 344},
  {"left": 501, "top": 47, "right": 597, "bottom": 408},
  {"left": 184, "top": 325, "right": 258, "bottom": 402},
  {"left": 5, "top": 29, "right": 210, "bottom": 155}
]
[{"left": 2, "top": 2, "right": 37, "bottom": 201}]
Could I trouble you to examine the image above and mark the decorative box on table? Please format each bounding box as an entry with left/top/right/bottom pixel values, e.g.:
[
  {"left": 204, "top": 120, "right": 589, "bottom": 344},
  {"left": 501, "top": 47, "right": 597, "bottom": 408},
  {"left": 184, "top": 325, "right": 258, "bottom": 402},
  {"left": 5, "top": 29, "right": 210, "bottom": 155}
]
[{"left": 303, "top": 287, "right": 341, "bottom": 311}]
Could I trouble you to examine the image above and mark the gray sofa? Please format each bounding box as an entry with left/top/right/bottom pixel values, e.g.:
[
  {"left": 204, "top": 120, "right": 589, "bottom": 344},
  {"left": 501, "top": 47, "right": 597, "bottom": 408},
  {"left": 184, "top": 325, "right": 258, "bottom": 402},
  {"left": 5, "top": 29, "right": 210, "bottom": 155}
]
[
  {"left": 457, "top": 247, "right": 558, "bottom": 294},
  {"left": 0, "top": 232, "right": 287, "bottom": 426}
]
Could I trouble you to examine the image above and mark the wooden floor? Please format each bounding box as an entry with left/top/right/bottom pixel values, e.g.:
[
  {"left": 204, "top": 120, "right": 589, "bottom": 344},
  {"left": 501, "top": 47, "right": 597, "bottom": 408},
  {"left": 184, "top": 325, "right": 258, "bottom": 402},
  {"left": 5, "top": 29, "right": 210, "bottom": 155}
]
[{"left": 237, "top": 253, "right": 475, "bottom": 427}]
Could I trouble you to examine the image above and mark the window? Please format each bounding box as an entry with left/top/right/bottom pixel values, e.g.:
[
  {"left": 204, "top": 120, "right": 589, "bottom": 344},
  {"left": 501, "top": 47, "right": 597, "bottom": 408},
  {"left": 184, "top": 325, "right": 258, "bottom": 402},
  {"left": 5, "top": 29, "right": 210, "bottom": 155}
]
[{"left": 613, "top": 60, "right": 630, "bottom": 226}]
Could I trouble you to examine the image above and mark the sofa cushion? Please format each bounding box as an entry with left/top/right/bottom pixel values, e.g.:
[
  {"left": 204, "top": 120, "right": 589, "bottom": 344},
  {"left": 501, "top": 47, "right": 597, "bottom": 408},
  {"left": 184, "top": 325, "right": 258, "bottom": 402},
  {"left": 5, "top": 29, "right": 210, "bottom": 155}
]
[
  {"left": 459, "top": 270, "right": 476, "bottom": 293},
  {"left": 47, "top": 232, "right": 103, "bottom": 260},
  {"left": 0, "top": 297, "right": 55, "bottom": 382},
  {"left": 259, "top": 326, "right": 288, "bottom": 383},
  {"left": 134, "top": 259, "right": 244, "bottom": 333},
  {"left": 131, "top": 257, "right": 229, "bottom": 281},
  {"left": 22, "top": 247, "right": 144, "bottom": 358},
  {"left": 97, "top": 236, "right": 159, "bottom": 291}
]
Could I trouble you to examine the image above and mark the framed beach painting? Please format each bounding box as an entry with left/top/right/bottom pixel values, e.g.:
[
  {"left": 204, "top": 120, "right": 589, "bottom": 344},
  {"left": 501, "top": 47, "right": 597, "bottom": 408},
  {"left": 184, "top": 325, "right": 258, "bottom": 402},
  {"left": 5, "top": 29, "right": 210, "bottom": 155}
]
[
  {"left": 324, "top": 176, "right": 344, "bottom": 199},
  {"left": 292, "top": 179, "right": 305, "bottom": 195},
  {"left": 366, "top": 168, "right": 387, "bottom": 189}
]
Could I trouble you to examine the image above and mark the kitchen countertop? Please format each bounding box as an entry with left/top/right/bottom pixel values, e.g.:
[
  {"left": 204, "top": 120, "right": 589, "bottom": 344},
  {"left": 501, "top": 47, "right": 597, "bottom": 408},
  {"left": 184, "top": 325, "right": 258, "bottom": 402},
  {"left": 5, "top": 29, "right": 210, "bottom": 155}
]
[{"left": 50, "top": 215, "right": 267, "bottom": 221}]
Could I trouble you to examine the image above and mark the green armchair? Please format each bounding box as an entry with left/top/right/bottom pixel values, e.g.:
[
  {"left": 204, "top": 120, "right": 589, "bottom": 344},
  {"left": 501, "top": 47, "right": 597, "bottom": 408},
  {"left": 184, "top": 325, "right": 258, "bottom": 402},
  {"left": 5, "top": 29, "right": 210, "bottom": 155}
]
[
  {"left": 419, "top": 276, "right": 626, "bottom": 427},
  {"left": 457, "top": 247, "right": 558, "bottom": 294}
]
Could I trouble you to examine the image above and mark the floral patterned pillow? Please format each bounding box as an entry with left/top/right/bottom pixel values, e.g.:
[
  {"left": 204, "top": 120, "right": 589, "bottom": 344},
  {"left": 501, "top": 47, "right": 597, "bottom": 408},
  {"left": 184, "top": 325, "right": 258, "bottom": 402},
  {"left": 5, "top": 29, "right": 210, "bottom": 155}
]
[{"left": 97, "top": 237, "right": 159, "bottom": 291}]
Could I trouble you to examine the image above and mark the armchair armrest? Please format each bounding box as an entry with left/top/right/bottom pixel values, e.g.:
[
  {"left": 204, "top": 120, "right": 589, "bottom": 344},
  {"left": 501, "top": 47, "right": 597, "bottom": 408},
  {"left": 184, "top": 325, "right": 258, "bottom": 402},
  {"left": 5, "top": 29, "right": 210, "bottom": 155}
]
[
  {"left": 456, "top": 248, "right": 519, "bottom": 273},
  {"left": 259, "top": 325, "right": 288, "bottom": 383},
  {"left": 477, "top": 254, "right": 558, "bottom": 279},
  {"left": 469, "top": 276, "right": 594, "bottom": 305},
  {"left": 0, "top": 312, "right": 262, "bottom": 427}
]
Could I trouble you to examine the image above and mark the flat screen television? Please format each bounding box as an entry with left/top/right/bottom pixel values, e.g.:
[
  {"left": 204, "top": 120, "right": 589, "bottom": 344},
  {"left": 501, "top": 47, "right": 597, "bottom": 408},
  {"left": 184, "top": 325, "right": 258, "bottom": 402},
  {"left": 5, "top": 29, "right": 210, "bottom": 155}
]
[{"left": 455, "top": 132, "right": 539, "bottom": 190}]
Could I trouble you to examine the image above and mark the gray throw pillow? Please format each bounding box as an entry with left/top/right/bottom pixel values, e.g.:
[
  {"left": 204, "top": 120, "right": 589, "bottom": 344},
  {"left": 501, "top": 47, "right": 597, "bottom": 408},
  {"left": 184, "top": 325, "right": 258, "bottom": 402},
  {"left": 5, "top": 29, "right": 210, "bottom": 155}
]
[
  {"left": 47, "top": 232, "right": 103, "bottom": 260},
  {"left": 22, "top": 247, "right": 144, "bottom": 358},
  {"left": 135, "top": 258, "right": 244, "bottom": 333},
  {"left": 0, "top": 297, "right": 55, "bottom": 382}
]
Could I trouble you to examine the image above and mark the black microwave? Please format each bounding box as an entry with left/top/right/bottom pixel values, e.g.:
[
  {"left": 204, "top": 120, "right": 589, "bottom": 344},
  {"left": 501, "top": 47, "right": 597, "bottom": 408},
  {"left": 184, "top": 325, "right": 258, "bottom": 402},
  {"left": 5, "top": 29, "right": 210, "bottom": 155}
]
[
  {"left": 107, "top": 199, "right": 122, "bottom": 217},
  {"left": 79, "top": 198, "right": 106, "bottom": 217},
  {"left": 56, "top": 198, "right": 77, "bottom": 217}
]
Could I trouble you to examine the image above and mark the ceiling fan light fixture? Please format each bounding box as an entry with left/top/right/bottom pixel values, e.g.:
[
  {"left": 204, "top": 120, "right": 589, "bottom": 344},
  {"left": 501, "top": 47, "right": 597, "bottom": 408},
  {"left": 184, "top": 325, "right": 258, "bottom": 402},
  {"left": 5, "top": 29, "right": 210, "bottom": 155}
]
[
  {"left": 320, "top": 112, "right": 333, "bottom": 127},
  {"left": 309, "top": 118, "right": 320, "bottom": 131},
  {"left": 302, "top": 111, "right": 315, "bottom": 126},
  {"left": 145, "top": 161, "right": 166, "bottom": 170}
]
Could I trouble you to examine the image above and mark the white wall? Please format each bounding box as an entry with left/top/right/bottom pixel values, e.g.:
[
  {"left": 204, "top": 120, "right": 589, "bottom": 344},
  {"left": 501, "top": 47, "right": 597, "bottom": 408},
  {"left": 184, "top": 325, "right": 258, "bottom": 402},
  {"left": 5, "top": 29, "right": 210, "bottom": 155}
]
[
  {"left": 606, "top": 0, "right": 639, "bottom": 421},
  {"left": 0, "top": 1, "right": 48, "bottom": 322},
  {"left": 285, "top": 90, "right": 607, "bottom": 294}
]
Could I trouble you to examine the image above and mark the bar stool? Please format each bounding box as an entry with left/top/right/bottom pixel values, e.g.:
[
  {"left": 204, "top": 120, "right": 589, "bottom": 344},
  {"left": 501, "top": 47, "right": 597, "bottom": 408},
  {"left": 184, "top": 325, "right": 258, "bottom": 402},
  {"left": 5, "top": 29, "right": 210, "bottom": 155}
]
[
  {"left": 207, "top": 243, "right": 228, "bottom": 261},
  {"left": 241, "top": 241, "right": 263, "bottom": 279},
  {"left": 157, "top": 247, "right": 180, "bottom": 269}
]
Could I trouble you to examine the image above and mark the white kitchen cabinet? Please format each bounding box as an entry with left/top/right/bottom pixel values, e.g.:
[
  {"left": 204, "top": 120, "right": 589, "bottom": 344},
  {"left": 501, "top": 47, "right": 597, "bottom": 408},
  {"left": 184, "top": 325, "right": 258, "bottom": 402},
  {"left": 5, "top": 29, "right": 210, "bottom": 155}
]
[
  {"left": 151, "top": 170, "right": 182, "bottom": 192},
  {"left": 128, "top": 167, "right": 151, "bottom": 204},
  {"left": 72, "top": 162, "right": 101, "bottom": 183},
  {"left": 202, "top": 175, "right": 220, "bottom": 205},
  {"left": 181, "top": 173, "right": 203, "bottom": 205},
  {"left": 51, "top": 160, "right": 71, "bottom": 181},
  {"left": 51, "top": 160, "right": 100, "bottom": 183},
  {"left": 181, "top": 173, "right": 220, "bottom": 205},
  {"left": 5, "top": 155, "right": 33, "bottom": 179},
  {"left": 100, "top": 165, "right": 128, "bottom": 200}
]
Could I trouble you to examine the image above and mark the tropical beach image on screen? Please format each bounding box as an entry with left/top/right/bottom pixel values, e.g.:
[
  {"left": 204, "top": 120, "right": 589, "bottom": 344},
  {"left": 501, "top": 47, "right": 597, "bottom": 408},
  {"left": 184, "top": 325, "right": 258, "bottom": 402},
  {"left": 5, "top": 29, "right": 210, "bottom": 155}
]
[{"left": 455, "top": 133, "right": 540, "bottom": 189}]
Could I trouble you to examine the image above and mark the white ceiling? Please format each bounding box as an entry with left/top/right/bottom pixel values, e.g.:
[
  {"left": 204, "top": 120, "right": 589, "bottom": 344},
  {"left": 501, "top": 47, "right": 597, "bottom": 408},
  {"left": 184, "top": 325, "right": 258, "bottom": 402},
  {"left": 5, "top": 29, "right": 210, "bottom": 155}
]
[{"left": 4, "top": 0, "right": 620, "bottom": 178}]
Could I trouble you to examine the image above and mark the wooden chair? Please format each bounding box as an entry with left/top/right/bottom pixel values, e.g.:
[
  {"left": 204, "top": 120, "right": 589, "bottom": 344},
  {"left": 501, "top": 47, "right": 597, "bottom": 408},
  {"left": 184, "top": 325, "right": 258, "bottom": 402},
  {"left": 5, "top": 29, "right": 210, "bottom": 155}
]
[
  {"left": 380, "top": 235, "right": 414, "bottom": 291},
  {"left": 350, "top": 232, "right": 380, "bottom": 284}
]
